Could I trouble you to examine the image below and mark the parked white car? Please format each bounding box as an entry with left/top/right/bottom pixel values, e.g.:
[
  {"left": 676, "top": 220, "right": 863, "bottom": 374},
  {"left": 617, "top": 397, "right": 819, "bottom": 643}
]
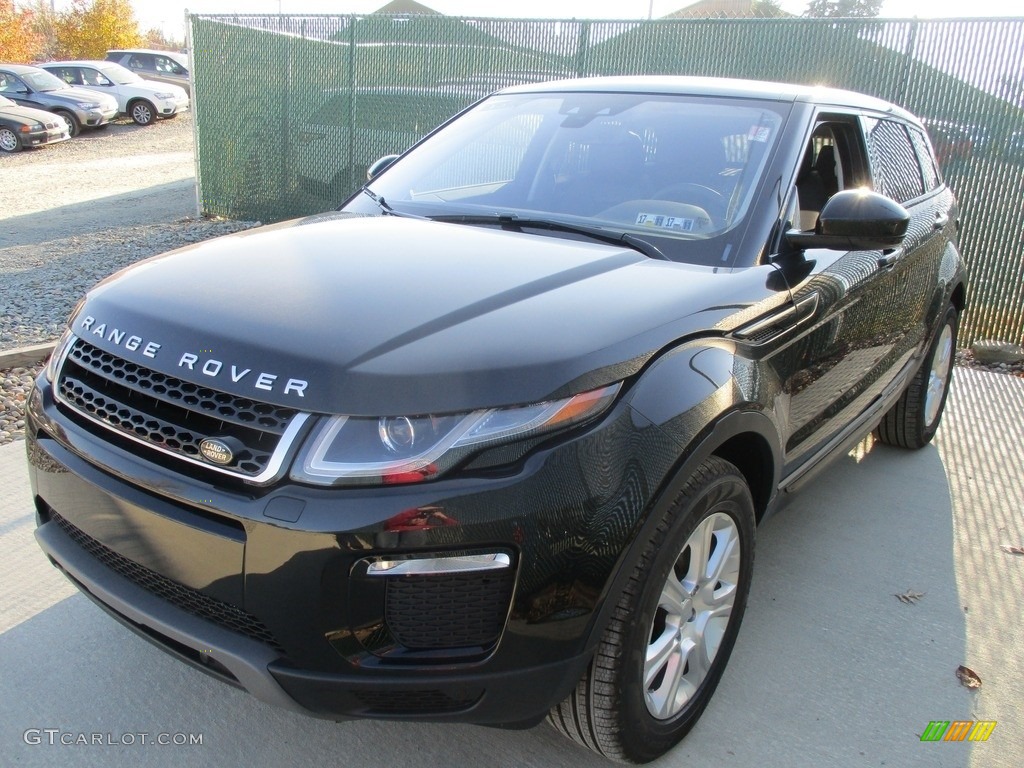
[{"left": 40, "top": 61, "right": 189, "bottom": 126}]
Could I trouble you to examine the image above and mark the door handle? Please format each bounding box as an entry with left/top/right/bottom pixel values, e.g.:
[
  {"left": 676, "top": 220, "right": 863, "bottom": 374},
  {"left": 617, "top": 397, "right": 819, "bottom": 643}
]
[{"left": 878, "top": 248, "right": 903, "bottom": 270}]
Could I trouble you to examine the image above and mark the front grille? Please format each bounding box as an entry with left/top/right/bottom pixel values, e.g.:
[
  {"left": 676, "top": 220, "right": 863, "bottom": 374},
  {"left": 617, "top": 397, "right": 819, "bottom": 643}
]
[
  {"left": 56, "top": 338, "right": 299, "bottom": 479},
  {"left": 51, "top": 511, "right": 286, "bottom": 656},
  {"left": 351, "top": 688, "right": 482, "bottom": 714},
  {"left": 385, "top": 570, "right": 514, "bottom": 650}
]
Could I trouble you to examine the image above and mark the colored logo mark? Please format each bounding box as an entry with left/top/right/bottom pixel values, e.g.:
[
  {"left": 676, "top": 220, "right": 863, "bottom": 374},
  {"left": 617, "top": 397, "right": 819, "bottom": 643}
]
[{"left": 921, "top": 721, "right": 997, "bottom": 742}]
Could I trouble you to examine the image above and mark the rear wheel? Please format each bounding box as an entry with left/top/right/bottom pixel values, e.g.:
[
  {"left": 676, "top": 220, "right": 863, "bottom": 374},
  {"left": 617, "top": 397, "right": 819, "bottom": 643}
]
[
  {"left": 877, "top": 303, "right": 958, "bottom": 449},
  {"left": 549, "top": 456, "right": 755, "bottom": 763},
  {"left": 54, "top": 109, "right": 79, "bottom": 137},
  {"left": 129, "top": 100, "right": 155, "bottom": 126},
  {"left": 0, "top": 127, "right": 21, "bottom": 152}
]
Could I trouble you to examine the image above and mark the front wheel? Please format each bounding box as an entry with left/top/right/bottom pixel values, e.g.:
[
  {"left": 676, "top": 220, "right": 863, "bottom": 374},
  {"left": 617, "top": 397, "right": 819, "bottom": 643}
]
[
  {"left": 876, "top": 303, "right": 958, "bottom": 449},
  {"left": 130, "top": 100, "right": 155, "bottom": 126},
  {"left": 0, "top": 127, "right": 22, "bottom": 152},
  {"left": 54, "top": 109, "right": 80, "bottom": 137},
  {"left": 549, "top": 456, "right": 755, "bottom": 763}
]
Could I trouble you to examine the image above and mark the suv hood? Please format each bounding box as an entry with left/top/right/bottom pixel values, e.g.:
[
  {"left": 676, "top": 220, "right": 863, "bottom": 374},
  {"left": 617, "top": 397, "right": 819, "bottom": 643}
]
[
  {"left": 40, "top": 85, "right": 116, "bottom": 107},
  {"left": 71, "top": 216, "right": 780, "bottom": 414}
]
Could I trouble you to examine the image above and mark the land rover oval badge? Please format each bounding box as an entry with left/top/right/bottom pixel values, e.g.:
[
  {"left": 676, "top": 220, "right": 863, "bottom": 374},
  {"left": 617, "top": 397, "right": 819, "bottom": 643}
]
[{"left": 199, "top": 437, "right": 234, "bottom": 465}]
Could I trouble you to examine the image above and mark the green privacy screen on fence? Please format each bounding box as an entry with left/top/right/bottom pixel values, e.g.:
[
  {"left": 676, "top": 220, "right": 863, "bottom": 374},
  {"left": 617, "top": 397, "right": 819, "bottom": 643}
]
[{"left": 188, "top": 14, "right": 1024, "bottom": 346}]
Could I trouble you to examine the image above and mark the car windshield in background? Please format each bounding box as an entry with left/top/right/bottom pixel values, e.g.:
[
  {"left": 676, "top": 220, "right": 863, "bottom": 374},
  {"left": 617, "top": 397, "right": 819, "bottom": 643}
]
[
  {"left": 366, "top": 91, "right": 787, "bottom": 265},
  {"left": 22, "top": 70, "right": 70, "bottom": 92}
]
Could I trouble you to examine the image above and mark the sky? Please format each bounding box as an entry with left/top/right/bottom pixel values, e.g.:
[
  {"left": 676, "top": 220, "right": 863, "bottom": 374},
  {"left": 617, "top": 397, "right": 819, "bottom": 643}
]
[{"left": 115, "top": 0, "right": 1022, "bottom": 39}]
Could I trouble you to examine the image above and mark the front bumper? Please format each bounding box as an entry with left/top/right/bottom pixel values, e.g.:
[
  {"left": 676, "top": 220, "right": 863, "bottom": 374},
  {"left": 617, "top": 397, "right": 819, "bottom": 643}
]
[
  {"left": 84, "top": 106, "right": 118, "bottom": 127},
  {"left": 25, "top": 124, "right": 70, "bottom": 148},
  {"left": 26, "top": 375, "right": 673, "bottom": 724},
  {"left": 156, "top": 97, "right": 189, "bottom": 117}
]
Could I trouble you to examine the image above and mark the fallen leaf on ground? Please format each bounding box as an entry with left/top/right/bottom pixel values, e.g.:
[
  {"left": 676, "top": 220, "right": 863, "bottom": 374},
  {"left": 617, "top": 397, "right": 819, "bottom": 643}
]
[
  {"left": 1000, "top": 544, "right": 1024, "bottom": 555},
  {"left": 956, "top": 665, "right": 982, "bottom": 689},
  {"left": 895, "top": 589, "right": 925, "bottom": 603}
]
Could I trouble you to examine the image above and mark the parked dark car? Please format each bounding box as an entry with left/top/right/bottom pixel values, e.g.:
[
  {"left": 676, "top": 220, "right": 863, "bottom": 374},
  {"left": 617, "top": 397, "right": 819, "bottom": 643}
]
[
  {"left": 0, "top": 94, "right": 69, "bottom": 152},
  {"left": 0, "top": 63, "right": 118, "bottom": 136},
  {"left": 104, "top": 49, "right": 190, "bottom": 96},
  {"left": 28, "top": 77, "right": 965, "bottom": 763}
]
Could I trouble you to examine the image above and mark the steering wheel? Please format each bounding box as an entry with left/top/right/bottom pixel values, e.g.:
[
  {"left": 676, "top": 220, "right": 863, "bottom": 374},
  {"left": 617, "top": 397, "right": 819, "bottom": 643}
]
[{"left": 651, "top": 183, "right": 728, "bottom": 221}]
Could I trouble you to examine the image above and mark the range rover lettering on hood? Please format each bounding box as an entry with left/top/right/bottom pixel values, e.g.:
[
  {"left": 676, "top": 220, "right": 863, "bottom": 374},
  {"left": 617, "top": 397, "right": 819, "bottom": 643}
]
[{"left": 78, "top": 315, "right": 309, "bottom": 398}]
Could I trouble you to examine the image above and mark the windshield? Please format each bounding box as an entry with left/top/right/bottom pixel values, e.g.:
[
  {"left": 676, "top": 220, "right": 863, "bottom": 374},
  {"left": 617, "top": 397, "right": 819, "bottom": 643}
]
[
  {"left": 99, "top": 64, "right": 142, "bottom": 85},
  {"left": 363, "top": 91, "right": 788, "bottom": 266},
  {"left": 22, "top": 69, "right": 70, "bottom": 92}
]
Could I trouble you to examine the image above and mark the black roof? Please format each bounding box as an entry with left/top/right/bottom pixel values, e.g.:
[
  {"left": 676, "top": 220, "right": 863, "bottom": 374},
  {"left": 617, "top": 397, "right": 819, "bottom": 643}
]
[{"left": 500, "top": 75, "right": 916, "bottom": 122}]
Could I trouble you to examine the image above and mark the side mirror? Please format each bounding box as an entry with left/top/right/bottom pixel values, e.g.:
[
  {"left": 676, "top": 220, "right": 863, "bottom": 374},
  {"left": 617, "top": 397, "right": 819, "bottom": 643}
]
[
  {"left": 785, "top": 189, "right": 910, "bottom": 252},
  {"left": 366, "top": 154, "right": 399, "bottom": 181}
]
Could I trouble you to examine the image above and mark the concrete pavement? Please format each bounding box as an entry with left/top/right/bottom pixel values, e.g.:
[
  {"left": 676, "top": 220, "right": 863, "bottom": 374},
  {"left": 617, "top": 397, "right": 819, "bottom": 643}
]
[{"left": 1, "top": 368, "right": 1021, "bottom": 767}]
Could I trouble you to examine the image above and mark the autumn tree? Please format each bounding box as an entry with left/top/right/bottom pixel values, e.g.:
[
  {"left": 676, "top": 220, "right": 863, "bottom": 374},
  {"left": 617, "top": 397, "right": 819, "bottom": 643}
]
[
  {"left": 54, "top": 0, "right": 142, "bottom": 60},
  {"left": 0, "top": 0, "right": 42, "bottom": 62},
  {"left": 141, "top": 27, "right": 184, "bottom": 52},
  {"left": 804, "top": 0, "right": 883, "bottom": 16}
]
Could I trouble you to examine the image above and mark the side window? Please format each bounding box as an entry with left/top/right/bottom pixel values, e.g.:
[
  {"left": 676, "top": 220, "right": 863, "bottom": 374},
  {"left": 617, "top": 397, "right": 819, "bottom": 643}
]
[
  {"left": 56, "top": 67, "right": 80, "bottom": 85},
  {"left": 0, "top": 73, "right": 24, "bottom": 93},
  {"left": 155, "top": 56, "right": 184, "bottom": 75},
  {"left": 864, "top": 118, "right": 925, "bottom": 203},
  {"left": 794, "top": 119, "right": 864, "bottom": 231},
  {"left": 907, "top": 126, "right": 942, "bottom": 191},
  {"left": 128, "top": 54, "right": 154, "bottom": 71}
]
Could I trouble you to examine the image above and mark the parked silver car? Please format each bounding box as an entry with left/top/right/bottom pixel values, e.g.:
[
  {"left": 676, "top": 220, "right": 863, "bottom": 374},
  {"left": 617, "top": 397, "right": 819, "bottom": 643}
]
[
  {"left": 0, "top": 64, "right": 118, "bottom": 136},
  {"left": 104, "top": 49, "right": 190, "bottom": 96},
  {"left": 41, "top": 61, "right": 189, "bottom": 125}
]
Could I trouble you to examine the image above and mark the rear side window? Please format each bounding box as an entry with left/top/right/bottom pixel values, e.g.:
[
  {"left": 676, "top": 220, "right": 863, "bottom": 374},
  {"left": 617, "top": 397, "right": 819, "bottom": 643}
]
[
  {"left": 864, "top": 118, "right": 925, "bottom": 203},
  {"left": 907, "top": 126, "right": 942, "bottom": 191},
  {"left": 128, "top": 54, "right": 155, "bottom": 71}
]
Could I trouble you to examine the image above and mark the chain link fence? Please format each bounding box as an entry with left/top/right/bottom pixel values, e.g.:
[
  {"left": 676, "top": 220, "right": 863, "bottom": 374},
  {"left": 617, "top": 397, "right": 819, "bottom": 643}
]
[{"left": 188, "top": 14, "right": 1024, "bottom": 346}]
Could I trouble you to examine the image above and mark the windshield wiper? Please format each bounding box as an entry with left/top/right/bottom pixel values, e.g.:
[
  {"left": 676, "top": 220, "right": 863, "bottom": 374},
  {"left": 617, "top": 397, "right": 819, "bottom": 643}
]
[
  {"left": 360, "top": 188, "right": 424, "bottom": 219},
  {"left": 427, "top": 213, "right": 670, "bottom": 261}
]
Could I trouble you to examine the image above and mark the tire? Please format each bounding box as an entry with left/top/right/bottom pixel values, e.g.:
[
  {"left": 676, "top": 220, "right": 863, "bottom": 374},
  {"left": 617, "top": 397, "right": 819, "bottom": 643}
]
[
  {"left": 876, "top": 303, "right": 958, "bottom": 449},
  {"left": 54, "top": 110, "right": 79, "bottom": 137},
  {"left": 129, "top": 100, "right": 155, "bottom": 126},
  {"left": 0, "top": 127, "right": 22, "bottom": 152},
  {"left": 549, "top": 456, "right": 756, "bottom": 763}
]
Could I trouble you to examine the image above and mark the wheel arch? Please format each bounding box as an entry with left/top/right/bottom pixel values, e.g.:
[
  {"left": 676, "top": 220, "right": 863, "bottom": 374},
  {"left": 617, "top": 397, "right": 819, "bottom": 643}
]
[{"left": 579, "top": 404, "right": 782, "bottom": 656}]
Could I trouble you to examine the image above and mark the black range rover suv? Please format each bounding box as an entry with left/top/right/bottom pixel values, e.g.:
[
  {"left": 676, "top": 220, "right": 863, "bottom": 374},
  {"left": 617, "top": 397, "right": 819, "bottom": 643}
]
[{"left": 27, "top": 77, "right": 966, "bottom": 763}]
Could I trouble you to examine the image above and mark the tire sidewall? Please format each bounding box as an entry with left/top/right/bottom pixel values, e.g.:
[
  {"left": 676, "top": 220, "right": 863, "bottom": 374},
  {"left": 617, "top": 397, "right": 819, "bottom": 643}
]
[
  {"left": 54, "top": 110, "right": 79, "bottom": 137},
  {"left": 131, "top": 100, "right": 155, "bottom": 126},
  {"left": 919, "top": 304, "right": 959, "bottom": 444},
  {"left": 0, "top": 127, "right": 21, "bottom": 152},
  {"left": 616, "top": 465, "right": 756, "bottom": 760}
]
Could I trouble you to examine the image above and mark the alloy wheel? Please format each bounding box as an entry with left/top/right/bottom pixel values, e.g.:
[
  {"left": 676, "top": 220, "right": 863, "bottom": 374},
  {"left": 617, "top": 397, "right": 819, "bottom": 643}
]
[{"left": 644, "top": 511, "right": 742, "bottom": 720}]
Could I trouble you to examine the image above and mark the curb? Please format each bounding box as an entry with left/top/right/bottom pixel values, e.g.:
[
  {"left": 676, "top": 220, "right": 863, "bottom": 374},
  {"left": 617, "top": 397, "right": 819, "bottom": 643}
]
[{"left": 0, "top": 342, "right": 56, "bottom": 370}]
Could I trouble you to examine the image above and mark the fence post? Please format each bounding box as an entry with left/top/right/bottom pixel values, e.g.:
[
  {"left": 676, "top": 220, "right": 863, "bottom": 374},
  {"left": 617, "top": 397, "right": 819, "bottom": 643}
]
[
  {"left": 347, "top": 15, "right": 357, "bottom": 192},
  {"left": 895, "top": 19, "right": 918, "bottom": 106},
  {"left": 575, "top": 21, "right": 591, "bottom": 78},
  {"left": 186, "top": 9, "right": 201, "bottom": 218}
]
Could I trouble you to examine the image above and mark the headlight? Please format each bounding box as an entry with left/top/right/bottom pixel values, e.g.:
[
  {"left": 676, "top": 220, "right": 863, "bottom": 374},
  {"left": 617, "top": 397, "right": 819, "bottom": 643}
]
[
  {"left": 76, "top": 101, "right": 100, "bottom": 109},
  {"left": 29, "top": 122, "right": 43, "bottom": 130},
  {"left": 45, "top": 328, "right": 76, "bottom": 383},
  {"left": 292, "top": 383, "right": 621, "bottom": 486},
  {"left": 154, "top": 92, "right": 175, "bottom": 99}
]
